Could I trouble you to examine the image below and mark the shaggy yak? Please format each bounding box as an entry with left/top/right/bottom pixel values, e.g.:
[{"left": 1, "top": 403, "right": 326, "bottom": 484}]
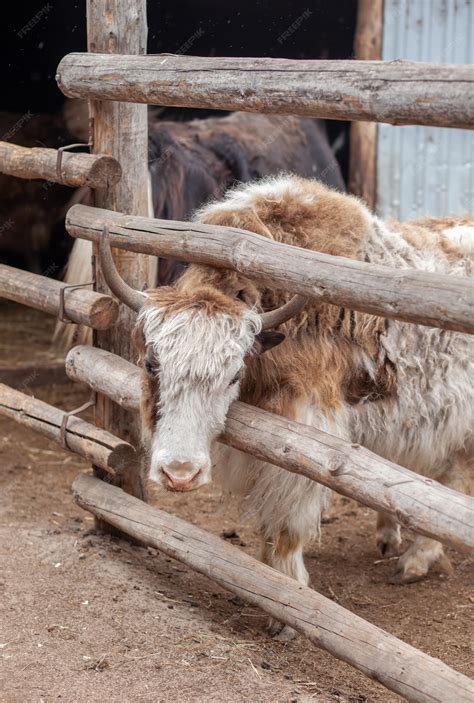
[
  {"left": 99, "top": 174, "right": 473, "bottom": 639},
  {"left": 55, "top": 111, "right": 344, "bottom": 347}
]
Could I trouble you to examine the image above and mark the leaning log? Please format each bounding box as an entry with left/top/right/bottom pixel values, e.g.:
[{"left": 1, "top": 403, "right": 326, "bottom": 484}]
[
  {"left": 56, "top": 54, "right": 474, "bottom": 129},
  {"left": 73, "top": 473, "right": 474, "bottom": 703},
  {"left": 66, "top": 204, "right": 474, "bottom": 335},
  {"left": 0, "top": 383, "right": 136, "bottom": 475},
  {"left": 65, "top": 345, "right": 474, "bottom": 553},
  {"left": 0, "top": 141, "right": 122, "bottom": 188},
  {"left": 0, "top": 264, "right": 118, "bottom": 330}
]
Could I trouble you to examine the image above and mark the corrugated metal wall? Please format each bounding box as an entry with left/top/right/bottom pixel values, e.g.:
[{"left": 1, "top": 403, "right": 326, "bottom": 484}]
[{"left": 376, "top": 0, "right": 474, "bottom": 220}]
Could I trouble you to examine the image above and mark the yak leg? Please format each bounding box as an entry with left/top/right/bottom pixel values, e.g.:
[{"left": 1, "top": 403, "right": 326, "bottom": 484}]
[
  {"left": 376, "top": 512, "right": 402, "bottom": 558},
  {"left": 257, "top": 475, "right": 329, "bottom": 641},
  {"left": 390, "top": 451, "right": 472, "bottom": 584},
  {"left": 261, "top": 528, "right": 308, "bottom": 641}
]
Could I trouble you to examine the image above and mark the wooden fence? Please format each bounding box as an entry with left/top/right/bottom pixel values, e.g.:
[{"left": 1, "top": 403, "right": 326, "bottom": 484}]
[{"left": 0, "top": 0, "right": 473, "bottom": 700}]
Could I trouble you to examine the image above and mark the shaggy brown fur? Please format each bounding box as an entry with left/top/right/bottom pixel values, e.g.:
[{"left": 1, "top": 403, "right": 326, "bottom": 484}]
[
  {"left": 396, "top": 216, "right": 473, "bottom": 264},
  {"left": 158, "top": 179, "right": 397, "bottom": 421}
]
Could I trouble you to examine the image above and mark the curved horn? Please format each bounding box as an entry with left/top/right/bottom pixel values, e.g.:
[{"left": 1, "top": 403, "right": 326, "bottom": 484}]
[
  {"left": 260, "top": 294, "right": 308, "bottom": 330},
  {"left": 99, "top": 225, "right": 147, "bottom": 313}
]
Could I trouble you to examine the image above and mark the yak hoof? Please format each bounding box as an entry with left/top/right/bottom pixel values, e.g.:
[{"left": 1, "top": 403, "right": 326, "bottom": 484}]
[
  {"left": 376, "top": 527, "right": 402, "bottom": 559},
  {"left": 268, "top": 618, "right": 297, "bottom": 641},
  {"left": 389, "top": 549, "right": 453, "bottom": 585}
]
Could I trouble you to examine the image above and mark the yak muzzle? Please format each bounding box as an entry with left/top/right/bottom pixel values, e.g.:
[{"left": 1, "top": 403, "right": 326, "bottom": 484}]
[{"left": 160, "top": 461, "right": 202, "bottom": 492}]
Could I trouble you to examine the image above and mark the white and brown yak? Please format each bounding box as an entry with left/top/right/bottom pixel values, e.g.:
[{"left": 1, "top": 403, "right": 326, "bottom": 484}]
[{"left": 99, "top": 174, "right": 473, "bottom": 639}]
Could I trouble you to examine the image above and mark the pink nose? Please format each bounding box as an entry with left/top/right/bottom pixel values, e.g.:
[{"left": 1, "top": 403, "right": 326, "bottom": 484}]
[{"left": 161, "top": 462, "right": 201, "bottom": 491}]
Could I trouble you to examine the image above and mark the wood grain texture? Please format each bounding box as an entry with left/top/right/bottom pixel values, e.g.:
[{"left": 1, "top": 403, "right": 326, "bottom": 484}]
[
  {"left": 0, "top": 141, "right": 122, "bottom": 188},
  {"left": 349, "top": 0, "right": 383, "bottom": 207},
  {"left": 0, "top": 263, "right": 118, "bottom": 329},
  {"left": 66, "top": 204, "right": 474, "bottom": 334},
  {"left": 73, "top": 473, "right": 474, "bottom": 703},
  {"left": 56, "top": 53, "right": 474, "bottom": 129},
  {"left": 0, "top": 383, "right": 136, "bottom": 475},
  {"left": 86, "top": 0, "right": 155, "bottom": 502},
  {"left": 65, "top": 346, "right": 474, "bottom": 553}
]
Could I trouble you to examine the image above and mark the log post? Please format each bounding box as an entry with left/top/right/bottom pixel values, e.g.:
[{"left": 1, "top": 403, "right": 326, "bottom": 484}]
[
  {"left": 0, "top": 264, "right": 118, "bottom": 329},
  {"left": 73, "top": 473, "right": 474, "bottom": 703},
  {"left": 0, "top": 141, "right": 122, "bottom": 189},
  {"left": 65, "top": 346, "right": 474, "bottom": 553},
  {"left": 349, "top": 0, "right": 383, "bottom": 208},
  {"left": 66, "top": 204, "right": 474, "bottom": 335},
  {"left": 86, "top": 0, "right": 155, "bottom": 502},
  {"left": 0, "top": 383, "right": 136, "bottom": 475}
]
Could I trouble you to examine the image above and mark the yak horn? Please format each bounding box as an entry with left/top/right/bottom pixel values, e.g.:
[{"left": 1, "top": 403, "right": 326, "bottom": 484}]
[
  {"left": 260, "top": 294, "right": 308, "bottom": 330},
  {"left": 99, "top": 225, "right": 147, "bottom": 313}
]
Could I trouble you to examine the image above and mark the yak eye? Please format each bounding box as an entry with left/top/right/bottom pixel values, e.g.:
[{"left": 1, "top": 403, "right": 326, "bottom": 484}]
[
  {"left": 145, "top": 359, "right": 155, "bottom": 376},
  {"left": 236, "top": 290, "right": 245, "bottom": 301}
]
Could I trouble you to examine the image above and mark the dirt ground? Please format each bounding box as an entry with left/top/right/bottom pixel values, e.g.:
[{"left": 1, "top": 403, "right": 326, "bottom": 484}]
[{"left": 1, "top": 302, "right": 473, "bottom": 703}]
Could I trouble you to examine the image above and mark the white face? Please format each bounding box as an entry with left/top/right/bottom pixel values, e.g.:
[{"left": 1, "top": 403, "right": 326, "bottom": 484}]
[{"left": 140, "top": 304, "right": 261, "bottom": 491}]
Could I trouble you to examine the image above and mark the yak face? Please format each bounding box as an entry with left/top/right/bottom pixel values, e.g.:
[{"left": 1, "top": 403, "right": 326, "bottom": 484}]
[{"left": 137, "top": 291, "right": 264, "bottom": 492}]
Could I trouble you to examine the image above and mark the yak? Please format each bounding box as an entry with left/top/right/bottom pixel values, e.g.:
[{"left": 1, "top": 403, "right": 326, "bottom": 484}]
[{"left": 98, "top": 174, "right": 473, "bottom": 638}]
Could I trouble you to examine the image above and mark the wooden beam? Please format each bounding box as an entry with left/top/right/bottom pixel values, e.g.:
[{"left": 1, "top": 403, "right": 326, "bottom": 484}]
[
  {"left": 0, "top": 383, "right": 136, "bottom": 475},
  {"left": 0, "top": 263, "right": 118, "bottom": 329},
  {"left": 66, "top": 204, "right": 474, "bottom": 335},
  {"left": 65, "top": 346, "right": 474, "bottom": 553},
  {"left": 73, "top": 473, "right": 474, "bottom": 703},
  {"left": 0, "top": 141, "right": 122, "bottom": 189},
  {"left": 349, "top": 0, "right": 383, "bottom": 208},
  {"left": 86, "top": 0, "right": 155, "bottom": 502},
  {"left": 56, "top": 54, "right": 474, "bottom": 129}
]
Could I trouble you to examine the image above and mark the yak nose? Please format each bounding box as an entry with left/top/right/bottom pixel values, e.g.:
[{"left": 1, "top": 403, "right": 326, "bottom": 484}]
[{"left": 161, "top": 461, "right": 201, "bottom": 491}]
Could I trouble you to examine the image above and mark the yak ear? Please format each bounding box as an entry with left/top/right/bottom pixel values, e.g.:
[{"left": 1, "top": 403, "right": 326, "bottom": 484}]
[{"left": 253, "top": 330, "right": 286, "bottom": 355}]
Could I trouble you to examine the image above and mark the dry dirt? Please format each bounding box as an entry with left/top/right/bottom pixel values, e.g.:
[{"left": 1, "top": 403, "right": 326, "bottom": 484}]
[{"left": 0, "top": 302, "right": 473, "bottom": 702}]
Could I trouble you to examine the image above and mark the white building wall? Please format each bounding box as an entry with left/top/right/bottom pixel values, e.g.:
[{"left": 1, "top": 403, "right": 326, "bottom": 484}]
[{"left": 376, "top": 0, "right": 473, "bottom": 220}]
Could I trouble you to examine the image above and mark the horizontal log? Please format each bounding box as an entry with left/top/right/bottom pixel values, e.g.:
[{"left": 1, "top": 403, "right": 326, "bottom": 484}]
[
  {"left": 66, "top": 204, "right": 474, "bottom": 334},
  {"left": 56, "top": 54, "right": 474, "bottom": 129},
  {"left": 0, "top": 383, "right": 136, "bottom": 475},
  {"left": 73, "top": 473, "right": 474, "bottom": 703},
  {"left": 0, "top": 141, "right": 122, "bottom": 188},
  {"left": 65, "top": 346, "right": 474, "bottom": 553},
  {"left": 0, "top": 264, "right": 118, "bottom": 329}
]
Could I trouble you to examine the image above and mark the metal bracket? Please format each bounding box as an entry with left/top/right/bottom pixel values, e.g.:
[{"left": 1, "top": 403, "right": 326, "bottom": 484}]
[
  {"left": 58, "top": 281, "right": 94, "bottom": 324},
  {"left": 59, "top": 395, "right": 96, "bottom": 450},
  {"left": 56, "top": 141, "right": 92, "bottom": 184}
]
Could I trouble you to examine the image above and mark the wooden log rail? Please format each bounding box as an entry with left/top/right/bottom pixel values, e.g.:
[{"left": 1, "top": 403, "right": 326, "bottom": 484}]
[
  {"left": 0, "top": 141, "right": 122, "bottom": 189},
  {"left": 0, "top": 383, "right": 136, "bottom": 475},
  {"left": 56, "top": 54, "right": 474, "bottom": 129},
  {"left": 65, "top": 345, "right": 474, "bottom": 553},
  {"left": 0, "top": 263, "right": 118, "bottom": 330},
  {"left": 74, "top": 473, "right": 474, "bottom": 703},
  {"left": 66, "top": 204, "right": 474, "bottom": 335}
]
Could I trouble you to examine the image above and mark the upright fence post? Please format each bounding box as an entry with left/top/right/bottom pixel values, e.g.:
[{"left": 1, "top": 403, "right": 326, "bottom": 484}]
[
  {"left": 86, "top": 0, "right": 154, "bottom": 502},
  {"left": 349, "top": 0, "right": 383, "bottom": 208}
]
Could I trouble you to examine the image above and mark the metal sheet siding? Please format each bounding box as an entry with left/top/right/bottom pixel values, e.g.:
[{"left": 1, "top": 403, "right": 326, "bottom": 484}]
[{"left": 376, "top": 0, "right": 474, "bottom": 220}]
